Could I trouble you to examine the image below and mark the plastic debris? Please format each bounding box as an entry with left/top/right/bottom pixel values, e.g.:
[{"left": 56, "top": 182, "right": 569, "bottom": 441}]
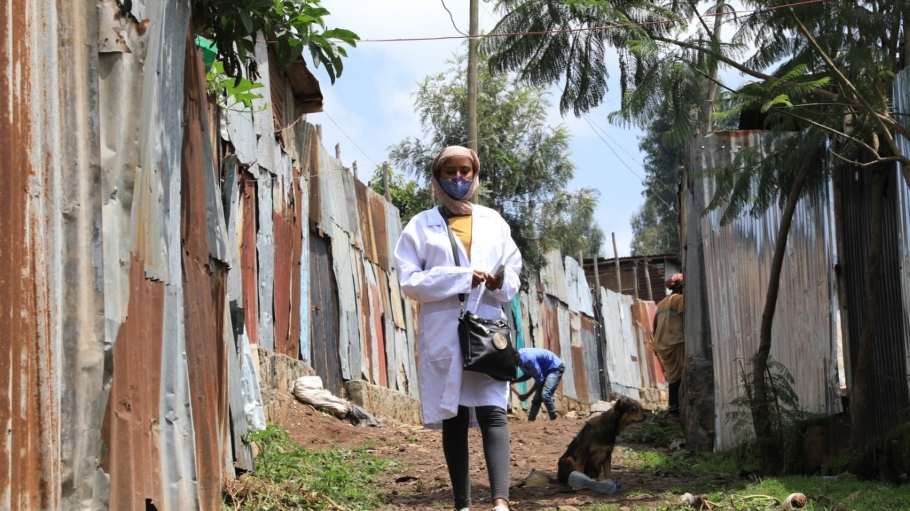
[
  {"left": 566, "top": 471, "right": 620, "bottom": 494},
  {"left": 782, "top": 493, "right": 808, "bottom": 509}
]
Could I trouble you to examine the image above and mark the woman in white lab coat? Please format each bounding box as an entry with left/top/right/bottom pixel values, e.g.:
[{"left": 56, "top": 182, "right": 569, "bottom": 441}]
[{"left": 394, "top": 146, "right": 521, "bottom": 511}]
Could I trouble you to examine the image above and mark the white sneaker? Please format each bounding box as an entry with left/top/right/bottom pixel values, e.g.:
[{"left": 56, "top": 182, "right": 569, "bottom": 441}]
[{"left": 492, "top": 505, "right": 510, "bottom": 511}]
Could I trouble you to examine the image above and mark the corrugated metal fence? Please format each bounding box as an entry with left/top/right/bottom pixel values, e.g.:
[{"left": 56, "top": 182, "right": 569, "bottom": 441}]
[{"left": 686, "top": 131, "right": 843, "bottom": 451}]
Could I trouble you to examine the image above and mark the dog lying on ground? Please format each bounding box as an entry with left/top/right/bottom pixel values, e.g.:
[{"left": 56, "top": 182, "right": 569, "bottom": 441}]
[{"left": 522, "top": 397, "right": 646, "bottom": 487}]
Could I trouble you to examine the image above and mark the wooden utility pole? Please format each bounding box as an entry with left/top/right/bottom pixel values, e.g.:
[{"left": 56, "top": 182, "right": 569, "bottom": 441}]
[
  {"left": 466, "top": 0, "right": 479, "bottom": 153},
  {"left": 632, "top": 261, "right": 640, "bottom": 299},
  {"left": 643, "top": 258, "right": 654, "bottom": 301},
  {"left": 703, "top": 6, "right": 724, "bottom": 133},
  {"left": 335, "top": 143, "right": 342, "bottom": 161},
  {"left": 352, "top": 160, "right": 358, "bottom": 181},
  {"left": 612, "top": 232, "right": 621, "bottom": 294},
  {"left": 593, "top": 255, "right": 602, "bottom": 304},
  {"left": 382, "top": 162, "right": 391, "bottom": 202}
]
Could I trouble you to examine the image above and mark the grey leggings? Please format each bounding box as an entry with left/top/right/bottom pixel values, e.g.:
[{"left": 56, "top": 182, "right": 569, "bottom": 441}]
[{"left": 442, "top": 405, "right": 510, "bottom": 508}]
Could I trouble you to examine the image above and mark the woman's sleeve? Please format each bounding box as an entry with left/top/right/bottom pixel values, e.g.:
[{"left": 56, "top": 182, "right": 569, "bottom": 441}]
[
  {"left": 486, "top": 218, "right": 522, "bottom": 303},
  {"left": 394, "top": 217, "right": 473, "bottom": 303}
]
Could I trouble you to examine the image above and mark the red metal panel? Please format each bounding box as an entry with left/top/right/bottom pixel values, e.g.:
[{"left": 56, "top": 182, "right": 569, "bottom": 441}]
[
  {"left": 180, "top": 38, "right": 227, "bottom": 511},
  {"left": 371, "top": 265, "right": 388, "bottom": 387},
  {"left": 240, "top": 172, "right": 259, "bottom": 345},
  {"left": 273, "top": 211, "right": 294, "bottom": 356},
  {"left": 632, "top": 299, "right": 664, "bottom": 386},
  {"left": 100, "top": 257, "right": 166, "bottom": 510},
  {"left": 570, "top": 314, "right": 589, "bottom": 403}
]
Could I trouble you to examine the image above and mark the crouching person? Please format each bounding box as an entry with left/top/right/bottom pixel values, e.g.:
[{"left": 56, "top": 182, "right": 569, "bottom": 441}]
[{"left": 512, "top": 348, "right": 564, "bottom": 421}]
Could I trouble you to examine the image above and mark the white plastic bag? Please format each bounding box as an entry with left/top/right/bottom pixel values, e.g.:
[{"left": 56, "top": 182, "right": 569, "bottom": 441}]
[{"left": 292, "top": 376, "right": 350, "bottom": 418}]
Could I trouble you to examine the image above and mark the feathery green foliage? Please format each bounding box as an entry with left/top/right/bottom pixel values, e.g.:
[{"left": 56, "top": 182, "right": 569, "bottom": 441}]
[{"left": 389, "top": 50, "right": 604, "bottom": 275}]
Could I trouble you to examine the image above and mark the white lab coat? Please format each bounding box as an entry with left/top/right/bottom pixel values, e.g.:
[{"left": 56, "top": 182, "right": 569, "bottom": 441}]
[{"left": 394, "top": 205, "right": 522, "bottom": 428}]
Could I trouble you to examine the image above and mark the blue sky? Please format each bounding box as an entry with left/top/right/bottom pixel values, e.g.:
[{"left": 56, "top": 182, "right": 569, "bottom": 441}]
[{"left": 308, "top": 0, "right": 652, "bottom": 257}]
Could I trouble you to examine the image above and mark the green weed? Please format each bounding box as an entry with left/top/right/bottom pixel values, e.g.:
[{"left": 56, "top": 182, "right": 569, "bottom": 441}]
[
  {"left": 620, "top": 415, "right": 683, "bottom": 447},
  {"left": 222, "top": 424, "right": 390, "bottom": 510}
]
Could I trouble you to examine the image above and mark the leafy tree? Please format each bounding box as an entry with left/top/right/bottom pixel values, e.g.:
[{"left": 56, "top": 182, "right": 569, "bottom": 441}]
[
  {"left": 484, "top": 0, "right": 909, "bottom": 474},
  {"left": 192, "top": 0, "right": 358, "bottom": 84},
  {"left": 368, "top": 167, "right": 430, "bottom": 227},
  {"left": 389, "top": 51, "right": 603, "bottom": 276}
]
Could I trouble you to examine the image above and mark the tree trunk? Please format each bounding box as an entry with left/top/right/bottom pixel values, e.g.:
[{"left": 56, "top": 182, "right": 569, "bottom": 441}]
[
  {"left": 752, "top": 157, "right": 814, "bottom": 475},
  {"left": 848, "top": 167, "right": 889, "bottom": 474}
]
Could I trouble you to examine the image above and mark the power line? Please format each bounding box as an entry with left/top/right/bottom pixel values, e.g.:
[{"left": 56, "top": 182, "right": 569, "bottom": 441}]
[
  {"left": 439, "top": 0, "right": 467, "bottom": 36},
  {"left": 583, "top": 114, "right": 639, "bottom": 164},
  {"left": 581, "top": 115, "right": 675, "bottom": 210},
  {"left": 357, "top": 0, "right": 833, "bottom": 43},
  {"left": 320, "top": 111, "right": 381, "bottom": 168}
]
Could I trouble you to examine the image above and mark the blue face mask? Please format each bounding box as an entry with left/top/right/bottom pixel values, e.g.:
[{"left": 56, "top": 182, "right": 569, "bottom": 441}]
[{"left": 439, "top": 175, "right": 474, "bottom": 199}]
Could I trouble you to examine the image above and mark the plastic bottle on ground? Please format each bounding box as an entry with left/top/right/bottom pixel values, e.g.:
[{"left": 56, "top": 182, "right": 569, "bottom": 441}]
[{"left": 567, "top": 471, "right": 620, "bottom": 494}]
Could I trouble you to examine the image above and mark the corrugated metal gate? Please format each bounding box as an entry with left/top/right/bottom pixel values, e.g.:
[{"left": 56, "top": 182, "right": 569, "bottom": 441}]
[
  {"left": 839, "top": 165, "right": 910, "bottom": 441},
  {"left": 309, "top": 233, "right": 344, "bottom": 397}
]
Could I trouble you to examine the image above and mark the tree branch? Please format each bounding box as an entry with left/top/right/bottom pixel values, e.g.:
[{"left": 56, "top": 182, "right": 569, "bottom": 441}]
[
  {"left": 771, "top": 108, "right": 883, "bottom": 158},
  {"left": 788, "top": 8, "right": 907, "bottom": 170}
]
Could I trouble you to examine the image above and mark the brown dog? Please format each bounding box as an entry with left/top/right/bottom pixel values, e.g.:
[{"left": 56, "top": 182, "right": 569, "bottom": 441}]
[{"left": 555, "top": 397, "right": 645, "bottom": 484}]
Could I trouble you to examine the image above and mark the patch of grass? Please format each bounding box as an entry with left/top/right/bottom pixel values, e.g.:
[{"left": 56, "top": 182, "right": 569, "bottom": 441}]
[
  {"left": 222, "top": 424, "right": 390, "bottom": 510},
  {"left": 623, "top": 447, "right": 756, "bottom": 475},
  {"left": 620, "top": 415, "right": 683, "bottom": 447}
]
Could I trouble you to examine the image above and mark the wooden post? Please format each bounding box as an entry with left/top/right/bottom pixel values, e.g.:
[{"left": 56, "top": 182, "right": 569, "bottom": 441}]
[
  {"left": 467, "top": 0, "right": 479, "bottom": 153},
  {"left": 612, "top": 232, "right": 621, "bottom": 294},
  {"left": 335, "top": 143, "right": 342, "bottom": 161},
  {"left": 578, "top": 249, "right": 585, "bottom": 287},
  {"left": 593, "top": 255, "right": 602, "bottom": 305},
  {"left": 352, "top": 160, "right": 358, "bottom": 181},
  {"left": 643, "top": 258, "right": 654, "bottom": 301},
  {"left": 316, "top": 124, "right": 323, "bottom": 141},
  {"left": 632, "top": 260, "right": 640, "bottom": 299},
  {"left": 382, "top": 161, "right": 391, "bottom": 202}
]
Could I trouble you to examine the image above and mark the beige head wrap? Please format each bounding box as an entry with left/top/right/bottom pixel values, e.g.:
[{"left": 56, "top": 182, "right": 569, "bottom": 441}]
[{"left": 430, "top": 146, "right": 481, "bottom": 216}]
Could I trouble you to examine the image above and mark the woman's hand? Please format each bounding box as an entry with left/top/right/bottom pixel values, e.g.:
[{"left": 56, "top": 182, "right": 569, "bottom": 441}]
[
  {"left": 485, "top": 270, "right": 504, "bottom": 291},
  {"left": 472, "top": 270, "right": 488, "bottom": 288}
]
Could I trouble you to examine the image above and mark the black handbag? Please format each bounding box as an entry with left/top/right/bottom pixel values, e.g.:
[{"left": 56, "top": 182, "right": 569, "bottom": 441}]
[{"left": 439, "top": 206, "right": 518, "bottom": 381}]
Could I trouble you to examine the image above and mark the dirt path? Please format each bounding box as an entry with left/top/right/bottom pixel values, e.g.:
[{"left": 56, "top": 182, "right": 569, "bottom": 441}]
[{"left": 281, "top": 401, "right": 718, "bottom": 510}]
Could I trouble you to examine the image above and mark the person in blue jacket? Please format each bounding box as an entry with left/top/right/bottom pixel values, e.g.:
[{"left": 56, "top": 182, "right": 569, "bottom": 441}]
[{"left": 512, "top": 347, "right": 565, "bottom": 421}]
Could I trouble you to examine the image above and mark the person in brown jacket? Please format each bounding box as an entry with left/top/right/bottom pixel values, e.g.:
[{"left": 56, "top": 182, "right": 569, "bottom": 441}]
[{"left": 652, "top": 273, "right": 684, "bottom": 415}]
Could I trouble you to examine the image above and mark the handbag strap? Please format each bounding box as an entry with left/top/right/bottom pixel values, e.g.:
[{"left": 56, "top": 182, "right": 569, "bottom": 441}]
[{"left": 438, "top": 206, "right": 467, "bottom": 317}]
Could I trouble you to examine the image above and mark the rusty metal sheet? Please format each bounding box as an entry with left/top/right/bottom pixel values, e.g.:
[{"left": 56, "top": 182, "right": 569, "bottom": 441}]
[
  {"left": 540, "top": 250, "right": 570, "bottom": 305},
  {"left": 403, "top": 298, "right": 420, "bottom": 398},
  {"left": 557, "top": 307, "right": 575, "bottom": 398},
  {"left": 318, "top": 148, "right": 356, "bottom": 234},
  {"left": 273, "top": 211, "right": 295, "bottom": 356},
  {"left": 690, "top": 131, "right": 842, "bottom": 450},
  {"left": 308, "top": 134, "right": 323, "bottom": 230},
  {"left": 569, "top": 313, "right": 589, "bottom": 403},
  {"left": 357, "top": 255, "right": 375, "bottom": 382},
  {"left": 580, "top": 316, "right": 603, "bottom": 402},
  {"left": 223, "top": 156, "right": 244, "bottom": 308},
  {"left": 601, "top": 288, "right": 642, "bottom": 402},
  {"left": 386, "top": 202, "right": 404, "bottom": 271},
  {"left": 388, "top": 268, "right": 407, "bottom": 329},
  {"left": 364, "top": 262, "right": 388, "bottom": 387},
  {"left": 526, "top": 282, "right": 542, "bottom": 348},
  {"left": 290, "top": 177, "right": 304, "bottom": 360},
  {"left": 298, "top": 136, "right": 311, "bottom": 365},
  {"left": 370, "top": 194, "right": 391, "bottom": 271},
  {"left": 225, "top": 306, "right": 253, "bottom": 472},
  {"left": 565, "top": 256, "right": 595, "bottom": 316},
  {"left": 100, "top": 257, "right": 166, "bottom": 511},
  {"left": 240, "top": 330, "right": 266, "bottom": 431},
  {"left": 180, "top": 39, "right": 228, "bottom": 509},
  {"left": 384, "top": 319, "right": 399, "bottom": 392},
  {"left": 257, "top": 173, "right": 276, "bottom": 350},
  {"left": 240, "top": 172, "right": 260, "bottom": 346},
  {"left": 355, "top": 181, "right": 376, "bottom": 264},
  {"left": 330, "top": 224, "right": 359, "bottom": 380},
  {"left": 343, "top": 169, "right": 363, "bottom": 248},
  {"left": 893, "top": 69, "right": 910, "bottom": 407},
  {"left": 309, "top": 232, "right": 344, "bottom": 396},
  {"left": 224, "top": 109, "right": 259, "bottom": 168}
]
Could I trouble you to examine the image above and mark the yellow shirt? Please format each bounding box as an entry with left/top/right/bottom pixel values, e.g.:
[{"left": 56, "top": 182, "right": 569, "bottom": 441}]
[{"left": 448, "top": 214, "right": 473, "bottom": 259}]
